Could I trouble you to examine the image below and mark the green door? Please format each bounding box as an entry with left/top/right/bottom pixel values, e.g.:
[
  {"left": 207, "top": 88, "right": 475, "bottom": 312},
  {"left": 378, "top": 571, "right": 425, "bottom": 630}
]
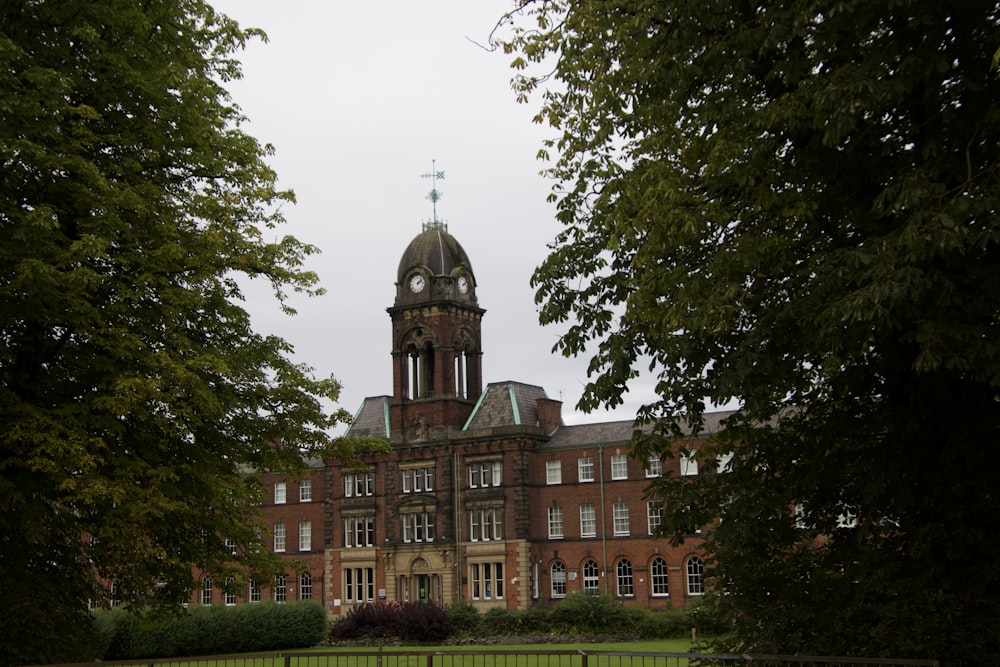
[{"left": 416, "top": 574, "right": 430, "bottom": 603}]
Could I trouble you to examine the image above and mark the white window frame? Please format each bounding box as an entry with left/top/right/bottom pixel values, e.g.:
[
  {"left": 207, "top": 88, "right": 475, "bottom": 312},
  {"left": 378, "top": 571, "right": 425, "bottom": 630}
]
[
  {"left": 344, "top": 470, "right": 374, "bottom": 497},
  {"left": 224, "top": 577, "right": 236, "bottom": 606},
  {"left": 274, "top": 481, "right": 286, "bottom": 504},
  {"left": 578, "top": 457, "right": 595, "bottom": 482},
  {"left": 616, "top": 559, "right": 634, "bottom": 597},
  {"left": 469, "top": 561, "right": 504, "bottom": 600},
  {"left": 580, "top": 503, "right": 597, "bottom": 538},
  {"left": 299, "top": 572, "right": 312, "bottom": 600},
  {"left": 299, "top": 479, "right": 312, "bottom": 502},
  {"left": 686, "top": 556, "right": 704, "bottom": 596},
  {"left": 469, "top": 461, "right": 502, "bottom": 488},
  {"left": 201, "top": 575, "right": 212, "bottom": 605},
  {"left": 647, "top": 500, "right": 663, "bottom": 535},
  {"left": 611, "top": 454, "right": 628, "bottom": 480},
  {"left": 273, "top": 522, "right": 286, "bottom": 552},
  {"left": 613, "top": 501, "right": 630, "bottom": 536},
  {"left": 402, "top": 511, "right": 436, "bottom": 543},
  {"left": 402, "top": 466, "right": 435, "bottom": 493},
  {"left": 274, "top": 574, "right": 287, "bottom": 602},
  {"left": 550, "top": 561, "right": 567, "bottom": 598},
  {"left": 651, "top": 557, "right": 669, "bottom": 597},
  {"left": 645, "top": 454, "right": 663, "bottom": 477},
  {"left": 545, "top": 460, "right": 562, "bottom": 485},
  {"left": 469, "top": 508, "right": 503, "bottom": 542},
  {"left": 248, "top": 578, "right": 260, "bottom": 603},
  {"left": 344, "top": 516, "right": 375, "bottom": 548},
  {"left": 680, "top": 451, "right": 699, "bottom": 476},
  {"left": 344, "top": 567, "right": 375, "bottom": 604},
  {"left": 547, "top": 505, "right": 564, "bottom": 539},
  {"left": 583, "top": 559, "right": 600, "bottom": 592},
  {"left": 299, "top": 521, "right": 312, "bottom": 551}
]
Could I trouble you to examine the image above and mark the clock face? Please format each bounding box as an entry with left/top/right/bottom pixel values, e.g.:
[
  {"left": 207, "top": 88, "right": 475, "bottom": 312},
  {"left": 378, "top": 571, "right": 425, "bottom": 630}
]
[
  {"left": 457, "top": 276, "right": 469, "bottom": 294},
  {"left": 409, "top": 274, "right": 425, "bottom": 293}
]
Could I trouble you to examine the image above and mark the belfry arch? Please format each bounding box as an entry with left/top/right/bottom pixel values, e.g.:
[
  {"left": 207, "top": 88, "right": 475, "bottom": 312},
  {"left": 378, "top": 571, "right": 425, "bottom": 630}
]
[
  {"left": 453, "top": 328, "right": 480, "bottom": 400},
  {"left": 401, "top": 332, "right": 437, "bottom": 400}
]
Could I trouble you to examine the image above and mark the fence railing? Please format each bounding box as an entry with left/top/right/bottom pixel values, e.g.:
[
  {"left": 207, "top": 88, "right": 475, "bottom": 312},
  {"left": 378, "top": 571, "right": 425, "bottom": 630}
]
[{"left": 49, "top": 648, "right": 941, "bottom": 667}]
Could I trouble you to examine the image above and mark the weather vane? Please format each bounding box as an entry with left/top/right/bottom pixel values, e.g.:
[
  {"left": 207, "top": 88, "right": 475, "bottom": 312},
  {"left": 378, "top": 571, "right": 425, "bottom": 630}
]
[{"left": 421, "top": 160, "right": 446, "bottom": 230}]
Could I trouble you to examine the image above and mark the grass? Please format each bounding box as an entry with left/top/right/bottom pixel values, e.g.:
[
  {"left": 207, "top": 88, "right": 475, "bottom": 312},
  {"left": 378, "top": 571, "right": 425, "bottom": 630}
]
[
  {"left": 307, "top": 639, "right": 698, "bottom": 653},
  {"left": 103, "top": 640, "right": 713, "bottom": 667}
]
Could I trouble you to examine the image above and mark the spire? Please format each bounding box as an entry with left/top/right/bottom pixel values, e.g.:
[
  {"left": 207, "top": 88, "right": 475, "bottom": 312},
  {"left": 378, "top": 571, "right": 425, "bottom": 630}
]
[{"left": 421, "top": 160, "right": 446, "bottom": 231}]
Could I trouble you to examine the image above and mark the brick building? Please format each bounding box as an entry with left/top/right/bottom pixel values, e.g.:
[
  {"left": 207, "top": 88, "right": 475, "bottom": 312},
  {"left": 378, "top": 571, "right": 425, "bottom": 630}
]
[{"left": 230, "top": 220, "right": 727, "bottom": 614}]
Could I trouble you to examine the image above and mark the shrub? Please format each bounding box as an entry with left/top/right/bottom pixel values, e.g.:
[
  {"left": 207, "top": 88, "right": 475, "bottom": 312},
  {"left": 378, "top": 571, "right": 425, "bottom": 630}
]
[
  {"left": 517, "top": 603, "right": 553, "bottom": 634},
  {"left": 684, "top": 595, "right": 731, "bottom": 636},
  {"left": 482, "top": 606, "right": 523, "bottom": 635},
  {"left": 92, "top": 600, "right": 326, "bottom": 659},
  {"left": 445, "top": 602, "right": 481, "bottom": 635},
  {"left": 631, "top": 607, "right": 690, "bottom": 639},
  {"left": 329, "top": 601, "right": 450, "bottom": 643},
  {"left": 550, "top": 591, "right": 630, "bottom": 634}
]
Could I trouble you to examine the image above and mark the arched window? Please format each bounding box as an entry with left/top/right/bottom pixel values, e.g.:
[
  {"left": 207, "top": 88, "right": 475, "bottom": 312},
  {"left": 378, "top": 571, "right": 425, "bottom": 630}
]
[
  {"left": 551, "top": 561, "right": 567, "bottom": 598},
  {"left": 686, "top": 556, "right": 704, "bottom": 596},
  {"left": 651, "top": 557, "right": 669, "bottom": 597},
  {"left": 616, "top": 559, "right": 633, "bottom": 597},
  {"left": 582, "top": 559, "right": 600, "bottom": 592},
  {"left": 274, "top": 574, "right": 287, "bottom": 602},
  {"left": 224, "top": 577, "right": 236, "bottom": 605},
  {"left": 299, "top": 572, "right": 312, "bottom": 600},
  {"left": 454, "top": 344, "right": 469, "bottom": 398},
  {"left": 201, "top": 575, "right": 212, "bottom": 605}
]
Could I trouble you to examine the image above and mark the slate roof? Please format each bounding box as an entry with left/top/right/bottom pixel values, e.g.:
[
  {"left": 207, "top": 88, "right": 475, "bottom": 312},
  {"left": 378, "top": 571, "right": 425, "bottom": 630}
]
[
  {"left": 464, "top": 381, "right": 550, "bottom": 430},
  {"left": 345, "top": 395, "right": 391, "bottom": 439},
  {"left": 344, "top": 385, "right": 738, "bottom": 447},
  {"left": 542, "top": 408, "right": 739, "bottom": 450}
]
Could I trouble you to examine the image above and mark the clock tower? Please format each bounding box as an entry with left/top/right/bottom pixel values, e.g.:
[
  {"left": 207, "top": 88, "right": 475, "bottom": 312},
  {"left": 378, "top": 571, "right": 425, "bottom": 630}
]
[{"left": 388, "top": 218, "right": 484, "bottom": 434}]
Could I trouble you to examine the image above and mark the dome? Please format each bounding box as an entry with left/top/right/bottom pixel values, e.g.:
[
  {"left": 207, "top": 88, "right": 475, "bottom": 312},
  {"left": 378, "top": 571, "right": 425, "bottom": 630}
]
[{"left": 396, "top": 223, "right": 474, "bottom": 282}]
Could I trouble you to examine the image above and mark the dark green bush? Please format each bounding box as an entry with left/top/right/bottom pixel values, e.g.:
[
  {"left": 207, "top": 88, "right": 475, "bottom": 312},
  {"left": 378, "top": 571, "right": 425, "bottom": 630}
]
[
  {"left": 550, "top": 591, "right": 630, "bottom": 634},
  {"left": 445, "top": 602, "right": 481, "bottom": 635},
  {"left": 329, "top": 601, "right": 451, "bottom": 642},
  {"left": 632, "top": 607, "right": 690, "bottom": 639},
  {"left": 684, "top": 595, "right": 731, "bottom": 636},
  {"left": 92, "top": 600, "right": 326, "bottom": 659},
  {"left": 517, "top": 603, "right": 553, "bottom": 634},
  {"left": 482, "top": 606, "right": 523, "bottom": 635}
]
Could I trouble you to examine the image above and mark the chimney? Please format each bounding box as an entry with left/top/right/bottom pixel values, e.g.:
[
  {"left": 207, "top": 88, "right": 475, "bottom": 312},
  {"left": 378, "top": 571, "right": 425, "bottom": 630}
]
[{"left": 536, "top": 398, "right": 563, "bottom": 434}]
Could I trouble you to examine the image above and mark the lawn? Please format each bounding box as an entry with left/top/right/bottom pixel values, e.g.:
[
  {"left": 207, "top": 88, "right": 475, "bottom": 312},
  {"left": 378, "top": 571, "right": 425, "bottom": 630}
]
[
  {"left": 309, "top": 639, "right": 698, "bottom": 653},
  {"left": 101, "top": 640, "right": 714, "bottom": 667}
]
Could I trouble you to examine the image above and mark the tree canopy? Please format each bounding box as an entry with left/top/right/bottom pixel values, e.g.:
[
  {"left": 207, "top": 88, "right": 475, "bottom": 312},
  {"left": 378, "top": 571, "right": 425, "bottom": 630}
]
[
  {"left": 499, "top": 1, "right": 1000, "bottom": 665},
  {"left": 0, "top": 2, "right": 355, "bottom": 663}
]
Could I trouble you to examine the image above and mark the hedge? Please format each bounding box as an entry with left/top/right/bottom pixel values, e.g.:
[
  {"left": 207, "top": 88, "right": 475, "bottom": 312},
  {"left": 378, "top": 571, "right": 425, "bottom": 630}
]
[{"left": 92, "top": 600, "right": 326, "bottom": 659}]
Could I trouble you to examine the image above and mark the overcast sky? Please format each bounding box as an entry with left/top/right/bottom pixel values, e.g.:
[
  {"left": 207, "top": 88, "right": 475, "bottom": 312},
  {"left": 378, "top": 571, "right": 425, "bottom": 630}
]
[{"left": 209, "top": 0, "right": 658, "bottom": 429}]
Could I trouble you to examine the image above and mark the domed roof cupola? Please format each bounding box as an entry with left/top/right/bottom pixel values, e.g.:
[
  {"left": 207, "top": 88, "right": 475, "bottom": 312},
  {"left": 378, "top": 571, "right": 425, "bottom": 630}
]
[
  {"left": 395, "top": 221, "right": 478, "bottom": 307},
  {"left": 394, "top": 164, "right": 477, "bottom": 307},
  {"left": 396, "top": 223, "right": 473, "bottom": 282}
]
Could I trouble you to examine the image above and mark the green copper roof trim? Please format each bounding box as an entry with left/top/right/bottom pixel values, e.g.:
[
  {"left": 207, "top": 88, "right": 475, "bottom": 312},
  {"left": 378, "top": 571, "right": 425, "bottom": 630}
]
[
  {"left": 463, "top": 386, "right": 492, "bottom": 430},
  {"left": 508, "top": 384, "right": 522, "bottom": 425},
  {"left": 382, "top": 397, "right": 391, "bottom": 437}
]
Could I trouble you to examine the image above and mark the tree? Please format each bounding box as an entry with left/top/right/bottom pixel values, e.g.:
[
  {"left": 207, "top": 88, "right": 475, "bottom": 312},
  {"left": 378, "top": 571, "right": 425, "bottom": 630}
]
[
  {"left": 0, "top": 2, "right": 358, "bottom": 664},
  {"left": 499, "top": 2, "right": 1000, "bottom": 665}
]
